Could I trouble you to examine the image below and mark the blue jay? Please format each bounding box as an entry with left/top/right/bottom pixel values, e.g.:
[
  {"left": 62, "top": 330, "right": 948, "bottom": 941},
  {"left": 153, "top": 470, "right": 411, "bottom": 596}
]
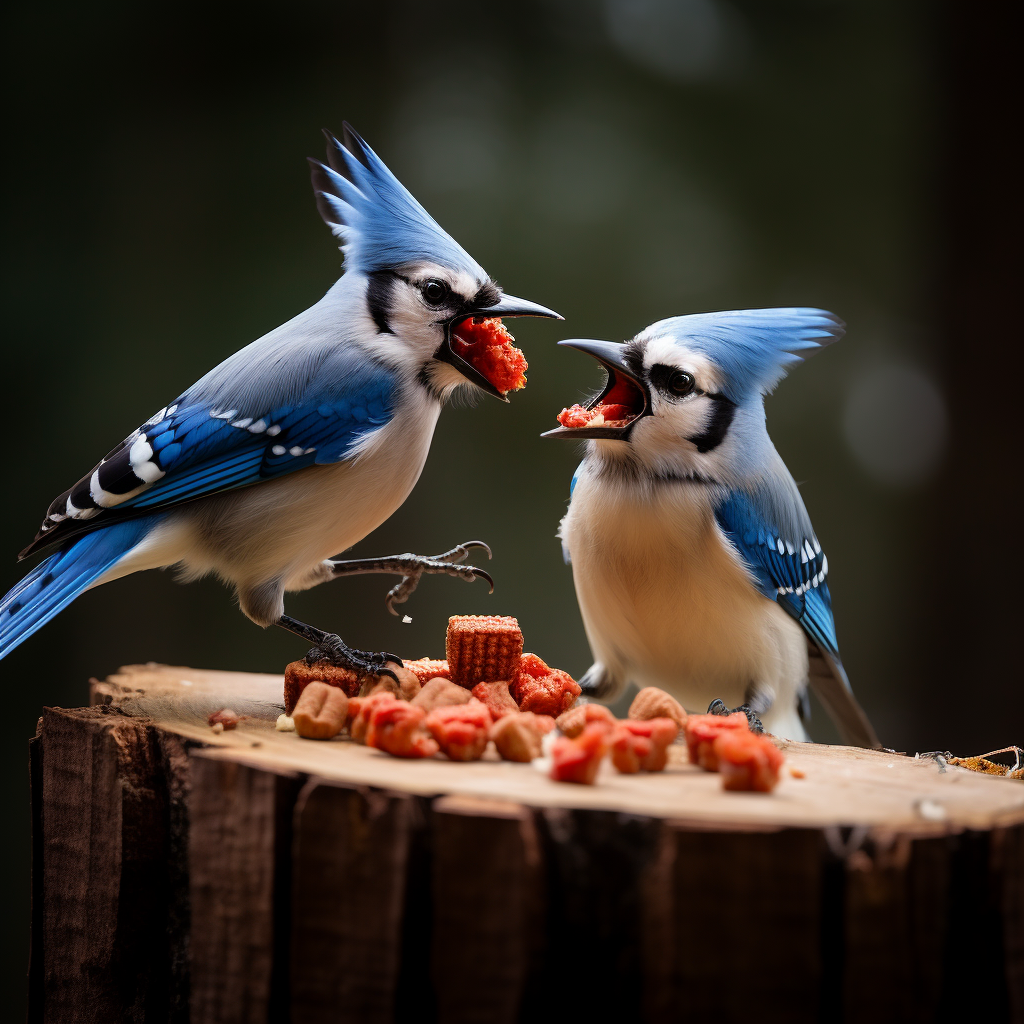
[
  {"left": 0, "top": 125, "right": 559, "bottom": 672},
  {"left": 545, "top": 309, "right": 878, "bottom": 746}
]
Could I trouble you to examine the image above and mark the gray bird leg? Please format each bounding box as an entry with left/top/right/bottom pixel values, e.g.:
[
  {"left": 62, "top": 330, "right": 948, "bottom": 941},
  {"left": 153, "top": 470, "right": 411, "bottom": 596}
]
[
  {"left": 708, "top": 698, "right": 765, "bottom": 734},
  {"left": 326, "top": 540, "right": 493, "bottom": 615},
  {"left": 276, "top": 613, "right": 404, "bottom": 680}
]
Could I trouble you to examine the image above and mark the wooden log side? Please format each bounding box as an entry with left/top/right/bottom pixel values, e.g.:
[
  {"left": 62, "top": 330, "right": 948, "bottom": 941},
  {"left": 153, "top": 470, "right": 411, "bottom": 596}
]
[
  {"left": 429, "top": 796, "right": 541, "bottom": 1024},
  {"left": 527, "top": 808, "right": 667, "bottom": 1021},
  {"left": 31, "top": 706, "right": 190, "bottom": 1024},
  {"left": 996, "top": 824, "right": 1024, "bottom": 1021},
  {"left": 188, "top": 753, "right": 301, "bottom": 1024},
  {"left": 666, "top": 825, "right": 824, "bottom": 1024},
  {"left": 288, "top": 779, "right": 421, "bottom": 1024}
]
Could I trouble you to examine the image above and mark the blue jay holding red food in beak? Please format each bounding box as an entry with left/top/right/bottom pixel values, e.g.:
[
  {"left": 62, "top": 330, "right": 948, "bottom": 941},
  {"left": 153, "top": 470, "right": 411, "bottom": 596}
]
[
  {"left": 0, "top": 125, "right": 559, "bottom": 670},
  {"left": 546, "top": 309, "right": 878, "bottom": 746}
]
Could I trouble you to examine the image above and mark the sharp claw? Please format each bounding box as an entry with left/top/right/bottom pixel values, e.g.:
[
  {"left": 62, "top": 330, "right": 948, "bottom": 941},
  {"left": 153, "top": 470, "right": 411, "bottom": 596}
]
[
  {"left": 473, "top": 568, "right": 495, "bottom": 593},
  {"left": 465, "top": 540, "right": 493, "bottom": 560}
]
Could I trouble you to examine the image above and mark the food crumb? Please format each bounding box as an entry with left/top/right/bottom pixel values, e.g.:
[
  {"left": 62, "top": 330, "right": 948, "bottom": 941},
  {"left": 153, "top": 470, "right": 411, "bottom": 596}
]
[
  {"left": 276, "top": 714, "right": 295, "bottom": 732},
  {"left": 403, "top": 615, "right": 413, "bottom": 624},
  {"left": 208, "top": 708, "right": 240, "bottom": 731},
  {"left": 789, "top": 766, "right": 806, "bottom": 779}
]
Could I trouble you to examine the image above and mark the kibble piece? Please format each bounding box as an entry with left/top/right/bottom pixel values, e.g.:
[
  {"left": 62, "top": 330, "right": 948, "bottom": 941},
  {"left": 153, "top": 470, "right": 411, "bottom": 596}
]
[
  {"left": 284, "top": 660, "right": 361, "bottom": 713},
  {"left": 410, "top": 678, "right": 474, "bottom": 714},
  {"left": 513, "top": 654, "right": 581, "bottom": 717},
  {"left": 610, "top": 718, "right": 679, "bottom": 773},
  {"left": 402, "top": 658, "right": 451, "bottom": 684},
  {"left": 359, "top": 674, "right": 399, "bottom": 698},
  {"left": 446, "top": 615, "right": 524, "bottom": 687},
  {"left": 293, "top": 681, "right": 350, "bottom": 740},
  {"left": 471, "top": 680, "right": 519, "bottom": 720},
  {"left": 275, "top": 714, "right": 296, "bottom": 732},
  {"left": 208, "top": 708, "right": 240, "bottom": 730},
  {"left": 714, "top": 731, "right": 784, "bottom": 792},
  {"left": 556, "top": 703, "right": 616, "bottom": 738},
  {"left": 366, "top": 698, "right": 438, "bottom": 758},
  {"left": 628, "top": 687, "right": 687, "bottom": 729},
  {"left": 491, "top": 712, "right": 554, "bottom": 762},
  {"left": 425, "top": 700, "right": 493, "bottom": 761},
  {"left": 550, "top": 723, "right": 609, "bottom": 784},
  {"left": 684, "top": 713, "right": 750, "bottom": 771}
]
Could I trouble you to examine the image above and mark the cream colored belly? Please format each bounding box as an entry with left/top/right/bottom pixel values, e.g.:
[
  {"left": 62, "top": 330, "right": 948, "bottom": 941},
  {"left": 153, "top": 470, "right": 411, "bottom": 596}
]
[
  {"left": 563, "top": 474, "right": 806, "bottom": 714},
  {"left": 172, "top": 397, "right": 441, "bottom": 590}
]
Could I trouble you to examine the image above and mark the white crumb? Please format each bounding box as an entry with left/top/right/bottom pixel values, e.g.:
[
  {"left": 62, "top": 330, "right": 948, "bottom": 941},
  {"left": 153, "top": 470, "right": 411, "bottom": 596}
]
[
  {"left": 276, "top": 714, "right": 296, "bottom": 732},
  {"left": 211, "top": 722, "right": 224, "bottom": 734},
  {"left": 915, "top": 799, "right": 947, "bottom": 822},
  {"left": 402, "top": 615, "right": 412, "bottom": 624},
  {"left": 180, "top": 679, "right": 193, "bottom": 687}
]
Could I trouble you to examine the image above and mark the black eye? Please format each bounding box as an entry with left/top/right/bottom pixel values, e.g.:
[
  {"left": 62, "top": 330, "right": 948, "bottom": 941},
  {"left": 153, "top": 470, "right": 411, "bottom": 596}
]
[
  {"left": 668, "top": 370, "right": 695, "bottom": 395},
  {"left": 421, "top": 279, "right": 449, "bottom": 306}
]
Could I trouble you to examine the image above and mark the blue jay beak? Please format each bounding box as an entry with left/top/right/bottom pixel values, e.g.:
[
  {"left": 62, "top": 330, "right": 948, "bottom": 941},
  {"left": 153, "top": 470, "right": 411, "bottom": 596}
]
[
  {"left": 436, "top": 294, "right": 563, "bottom": 402},
  {"left": 541, "top": 339, "right": 650, "bottom": 440}
]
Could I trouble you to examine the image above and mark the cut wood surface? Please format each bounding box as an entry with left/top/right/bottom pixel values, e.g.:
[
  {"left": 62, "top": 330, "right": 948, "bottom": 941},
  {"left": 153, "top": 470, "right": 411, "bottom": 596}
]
[
  {"left": 30, "top": 663, "right": 1024, "bottom": 1023},
  {"left": 93, "top": 662, "right": 1024, "bottom": 833}
]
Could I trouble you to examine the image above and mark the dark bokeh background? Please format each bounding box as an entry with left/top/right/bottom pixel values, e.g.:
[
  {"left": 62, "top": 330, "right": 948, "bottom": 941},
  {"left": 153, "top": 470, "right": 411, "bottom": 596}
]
[{"left": 3, "top": 0, "right": 1018, "bottom": 1012}]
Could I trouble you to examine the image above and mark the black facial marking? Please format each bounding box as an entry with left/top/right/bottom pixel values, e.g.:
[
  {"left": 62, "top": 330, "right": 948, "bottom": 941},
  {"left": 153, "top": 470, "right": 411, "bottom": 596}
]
[
  {"left": 688, "top": 394, "right": 736, "bottom": 453},
  {"left": 471, "top": 281, "right": 500, "bottom": 309},
  {"left": 366, "top": 270, "right": 396, "bottom": 334},
  {"left": 648, "top": 363, "right": 694, "bottom": 396}
]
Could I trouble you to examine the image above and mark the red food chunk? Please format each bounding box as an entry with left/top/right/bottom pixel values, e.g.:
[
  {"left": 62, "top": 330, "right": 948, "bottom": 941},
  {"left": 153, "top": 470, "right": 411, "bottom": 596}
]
[
  {"left": 685, "top": 713, "right": 750, "bottom": 771},
  {"left": 610, "top": 718, "right": 679, "bottom": 773},
  {"left": 550, "top": 723, "right": 609, "bottom": 785},
  {"left": 351, "top": 692, "right": 400, "bottom": 745},
  {"left": 451, "top": 317, "right": 527, "bottom": 394},
  {"left": 513, "top": 653, "right": 581, "bottom": 717},
  {"left": 425, "top": 700, "right": 493, "bottom": 761},
  {"left": 471, "top": 679, "right": 519, "bottom": 720},
  {"left": 714, "top": 731, "right": 784, "bottom": 792},
  {"left": 366, "top": 697, "right": 438, "bottom": 758},
  {"left": 557, "top": 404, "right": 593, "bottom": 429}
]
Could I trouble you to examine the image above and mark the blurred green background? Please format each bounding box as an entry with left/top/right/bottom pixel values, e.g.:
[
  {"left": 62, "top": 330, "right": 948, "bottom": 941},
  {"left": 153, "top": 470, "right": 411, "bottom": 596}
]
[{"left": 3, "top": 0, "right": 1016, "bottom": 1011}]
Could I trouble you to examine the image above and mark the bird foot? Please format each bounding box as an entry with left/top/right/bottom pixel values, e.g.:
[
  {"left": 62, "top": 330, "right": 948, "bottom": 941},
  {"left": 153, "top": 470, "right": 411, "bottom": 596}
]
[
  {"left": 304, "top": 633, "right": 404, "bottom": 682},
  {"left": 384, "top": 541, "right": 495, "bottom": 615},
  {"left": 708, "top": 698, "right": 765, "bottom": 734}
]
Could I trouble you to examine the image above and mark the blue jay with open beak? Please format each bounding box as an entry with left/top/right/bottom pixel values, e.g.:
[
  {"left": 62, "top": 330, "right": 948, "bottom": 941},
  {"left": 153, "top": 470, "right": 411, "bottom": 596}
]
[
  {"left": 546, "top": 309, "right": 878, "bottom": 746},
  {"left": 0, "top": 125, "right": 560, "bottom": 671}
]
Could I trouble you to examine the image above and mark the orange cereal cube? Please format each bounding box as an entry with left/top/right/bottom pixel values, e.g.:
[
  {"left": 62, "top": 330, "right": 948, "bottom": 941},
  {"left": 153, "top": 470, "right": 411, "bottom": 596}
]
[
  {"left": 402, "top": 658, "right": 451, "bottom": 685},
  {"left": 284, "top": 659, "right": 361, "bottom": 713},
  {"left": 446, "top": 615, "right": 523, "bottom": 687}
]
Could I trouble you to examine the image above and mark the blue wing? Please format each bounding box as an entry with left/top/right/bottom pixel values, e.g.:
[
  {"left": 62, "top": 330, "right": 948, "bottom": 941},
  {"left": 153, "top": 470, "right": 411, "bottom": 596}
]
[
  {"left": 23, "top": 347, "right": 398, "bottom": 556},
  {"left": 713, "top": 486, "right": 838, "bottom": 660}
]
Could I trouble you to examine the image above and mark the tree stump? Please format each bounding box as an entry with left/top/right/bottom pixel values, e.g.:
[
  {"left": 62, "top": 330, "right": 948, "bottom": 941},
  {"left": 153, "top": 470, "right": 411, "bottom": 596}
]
[{"left": 29, "top": 664, "right": 1024, "bottom": 1023}]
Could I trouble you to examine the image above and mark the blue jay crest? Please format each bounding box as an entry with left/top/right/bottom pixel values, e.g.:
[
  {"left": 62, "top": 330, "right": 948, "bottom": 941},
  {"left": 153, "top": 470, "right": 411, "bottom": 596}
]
[
  {"left": 645, "top": 308, "right": 845, "bottom": 403},
  {"left": 309, "top": 123, "right": 486, "bottom": 279}
]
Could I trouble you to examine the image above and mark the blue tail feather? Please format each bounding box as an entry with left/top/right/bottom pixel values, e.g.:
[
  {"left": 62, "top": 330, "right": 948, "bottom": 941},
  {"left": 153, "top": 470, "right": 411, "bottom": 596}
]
[{"left": 0, "top": 520, "right": 152, "bottom": 660}]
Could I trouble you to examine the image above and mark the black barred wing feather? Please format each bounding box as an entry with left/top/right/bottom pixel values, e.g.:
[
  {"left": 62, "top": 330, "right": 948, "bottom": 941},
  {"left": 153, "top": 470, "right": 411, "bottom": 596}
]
[{"left": 22, "top": 363, "right": 397, "bottom": 558}]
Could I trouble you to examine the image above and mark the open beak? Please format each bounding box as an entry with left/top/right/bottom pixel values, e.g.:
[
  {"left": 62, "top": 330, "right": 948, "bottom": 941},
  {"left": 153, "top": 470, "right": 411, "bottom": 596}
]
[
  {"left": 435, "top": 294, "right": 563, "bottom": 401},
  {"left": 541, "top": 338, "right": 650, "bottom": 440}
]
